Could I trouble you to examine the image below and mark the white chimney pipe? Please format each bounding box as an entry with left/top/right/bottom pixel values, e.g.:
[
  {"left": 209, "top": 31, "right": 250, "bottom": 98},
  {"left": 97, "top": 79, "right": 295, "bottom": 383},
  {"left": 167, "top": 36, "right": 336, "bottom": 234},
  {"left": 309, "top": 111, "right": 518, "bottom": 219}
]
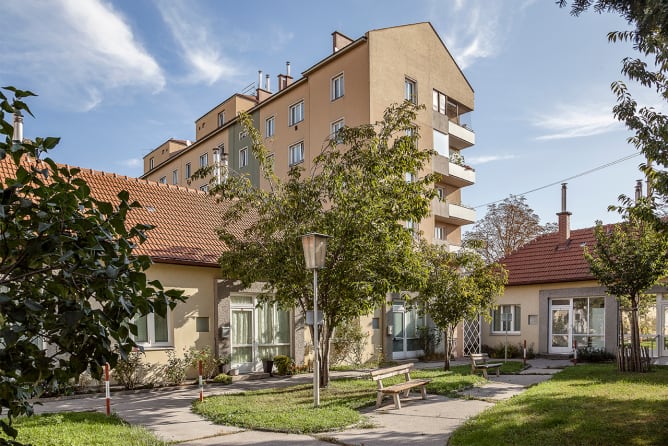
[
  {"left": 265, "top": 74, "right": 271, "bottom": 92},
  {"left": 12, "top": 112, "right": 23, "bottom": 143},
  {"left": 557, "top": 183, "right": 571, "bottom": 242},
  {"left": 213, "top": 145, "right": 222, "bottom": 185},
  {"left": 258, "top": 70, "right": 262, "bottom": 89},
  {"left": 561, "top": 183, "right": 567, "bottom": 213},
  {"left": 286, "top": 61, "right": 291, "bottom": 77}
]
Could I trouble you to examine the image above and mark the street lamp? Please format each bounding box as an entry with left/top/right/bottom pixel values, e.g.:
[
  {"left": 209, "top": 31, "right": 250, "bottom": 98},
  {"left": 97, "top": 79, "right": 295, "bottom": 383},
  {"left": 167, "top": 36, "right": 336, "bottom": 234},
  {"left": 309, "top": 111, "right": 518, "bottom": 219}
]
[{"left": 301, "top": 232, "right": 330, "bottom": 408}]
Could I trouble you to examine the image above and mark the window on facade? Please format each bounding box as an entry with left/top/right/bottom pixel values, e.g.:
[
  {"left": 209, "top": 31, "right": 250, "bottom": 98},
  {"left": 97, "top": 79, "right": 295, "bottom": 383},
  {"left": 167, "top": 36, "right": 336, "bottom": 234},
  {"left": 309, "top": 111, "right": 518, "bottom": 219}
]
[
  {"left": 433, "top": 129, "right": 449, "bottom": 157},
  {"left": 434, "top": 226, "right": 445, "bottom": 240},
  {"left": 436, "top": 186, "right": 446, "bottom": 201},
  {"left": 159, "top": 176, "right": 166, "bottom": 184},
  {"left": 433, "top": 89, "right": 447, "bottom": 115},
  {"left": 331, "top": 73, "right": 344, "bottom": 100},
  {"left": 199, "top": 153, "right": 208, "bottom": 168},
  {"left": 492, "top": 305, "right": 521, "bottom": 333},
  {"left": 288, "top": 101, "right": 304, "bottom": 126},
  {"left": 135, "top": 312, "right": 170, "bottom": 347},
  {"left": 239, "top": 147, "right": 248, "bottom": 168},
  {"left": 185, "top": 162, "right": 191, "bottom": 179},
  {"left": 406, "top": 220, "right": 415, "bottom": 231},
  {"left": 239, "top": 130, "right": 248, "bottom": 140},
  {"left": 172, "top": 169, "right": 178, "bottom": 185},
  {"left": 573, "top": 297, "right": 605, "bottom": 349},
  {"left": 289, "top": 141, "right": 304, "bottom": 166},
  {"left": 405, "top": 172, "right": 416, "bottom": 183},
  {"left": 331, "top": 119, "right": 344, "bottom": 141},
  {"left": 230, "top": 298, "right": 291, "bottom": 365},
  {"left": 200, "top": 184, "right": 208, "bottom": 192},
  {"left": 218, "top": 111, "right": 225, "bottom": 127},
  {"left": 405, "top": 78, "right": 417, "bottom": 104},
  {"left": 265, "top": 116, "right": 275, "bottom": 138},
  {"left": 149, "top": 157, "right": 154, "bottom": 169}
]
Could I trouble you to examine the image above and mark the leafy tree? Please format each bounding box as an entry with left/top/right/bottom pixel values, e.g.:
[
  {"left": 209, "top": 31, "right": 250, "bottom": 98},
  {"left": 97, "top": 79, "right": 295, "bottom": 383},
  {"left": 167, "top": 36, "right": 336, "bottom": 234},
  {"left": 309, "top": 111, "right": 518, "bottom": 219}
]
[
  {"left": 463, "top": 195, "right": 556, "bottom": 263},
  {"left": 204, "top": 102, "right": 436, "bottom": 386},
  {"left": 414, "top": 242, "right": 507, "bottom": 370},
  {"left": 0, "top": 87, "right": 184, "bottom": 442},
  {"left": 558, "top": 1, "right": 668, "bottom": 215},
  {"left": 584, "top": 208, "right": 668, "bottom": 372}
]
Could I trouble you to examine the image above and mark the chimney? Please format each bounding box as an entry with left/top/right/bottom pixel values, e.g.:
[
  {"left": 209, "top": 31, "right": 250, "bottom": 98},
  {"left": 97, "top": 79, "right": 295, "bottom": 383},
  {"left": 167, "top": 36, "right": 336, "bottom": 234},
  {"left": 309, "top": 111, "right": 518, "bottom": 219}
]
[
  {"left": 212, "top": 145, "right": 222, "bottom": 185},
  {"left": 332, "top": 31, "right": 354, "bottom": 53},
  {"left": 12, "top": 112, "right": 23, "bottom": 143},
  {"left": 257, "top": 70, "right": 262, "bottom": 89},
  {"left": 278, "top": 61, "right": 294, "bottom": 91},
  {"left": 635, "top": 179, "right": 643, "bottom": 202},
  {"left": 286, "top": 61, "right": 291, "bottom": 77},
  {"left": 557, "top": 183, "right": 571, "bottom": 242},
  {"left": 265, "top": 74, "right": 271, "bottom": 93}
]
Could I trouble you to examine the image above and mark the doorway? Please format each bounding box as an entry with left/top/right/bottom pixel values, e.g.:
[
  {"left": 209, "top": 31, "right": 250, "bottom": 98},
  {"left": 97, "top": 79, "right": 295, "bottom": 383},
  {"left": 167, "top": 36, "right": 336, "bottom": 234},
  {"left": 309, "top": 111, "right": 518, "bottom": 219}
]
[
  {"left": 548, "top": 297, "right": 606, "bottom": 354},
  {"left": 391, "top": 302, "right": 425, "bottom": 360}
]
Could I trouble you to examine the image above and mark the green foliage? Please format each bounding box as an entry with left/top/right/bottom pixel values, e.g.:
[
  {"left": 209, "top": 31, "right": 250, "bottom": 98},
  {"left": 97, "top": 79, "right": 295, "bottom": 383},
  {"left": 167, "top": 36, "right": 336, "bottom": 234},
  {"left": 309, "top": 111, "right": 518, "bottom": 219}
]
[
  {"left": 212, "top": 373, "right": 232, "bottom": 384},
  {"left": 113, "top": 351, "right": 145, "bottom": 390},
  {"left": 414, "top": 242, "right": 507, "bottom": 369},
  {"left": 165, "top": 350, "right": 188, "bottom": 385},
  {"left": 576, "top": 347, "right": 615, "bottom": 362},
  {"left": 331, "top": 318, "right": 369, "bottom": 366},
  {"left": 417, "top": 326, "right": 442, "bottom": 360},
  {"left": 273, "top": 355, "right": 294, "bottom": 375},
  {"left": 482, "top": 343, "right": 535, "bottom": 359},
  {"left": 204, "top": 102, "right": 436, "bottom": 385},
  {"left": 185, "top": 346, "right": 221, "bottom": 379},
  {"left": 0, "top": 87, "right": 185, "bottom": 440}
]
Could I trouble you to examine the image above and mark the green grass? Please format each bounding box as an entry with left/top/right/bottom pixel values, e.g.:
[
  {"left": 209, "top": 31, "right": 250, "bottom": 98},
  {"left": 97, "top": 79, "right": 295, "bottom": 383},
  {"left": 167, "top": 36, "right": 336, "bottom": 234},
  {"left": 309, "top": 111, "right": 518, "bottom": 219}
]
[
  {"left": 450, "top": 364, "right": 668, "bottom": 446},
  {"left": 193, "top": 366, "right": 492, "bottom": 433},
  {"left": 1, "top": 412, "right": 166, "bottom": 446}
]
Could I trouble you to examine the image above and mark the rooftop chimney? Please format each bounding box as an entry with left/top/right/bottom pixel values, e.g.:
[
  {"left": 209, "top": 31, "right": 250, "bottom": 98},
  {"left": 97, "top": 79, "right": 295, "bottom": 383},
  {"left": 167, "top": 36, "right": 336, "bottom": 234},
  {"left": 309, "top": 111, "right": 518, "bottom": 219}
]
[
  {"left": 12, "top": 112, "right": 23, "bottom": 143},
  {"left": 265, "top": 74, "right": 271, "bottom": 93},
  {"left": 635, "top": 179, "right": 643, "bottom": 202},
  {"left": 278, "top": 61, "right": 294, "bottom": 91},
  {"left": 257, "top": 70, "right": 262, "bottom": 89},
  {"left": 557, "top": 183, "right": 571, "bottom": 242},
  {"left": 286, "top": 61, "right": 291, "bottom": 77}
]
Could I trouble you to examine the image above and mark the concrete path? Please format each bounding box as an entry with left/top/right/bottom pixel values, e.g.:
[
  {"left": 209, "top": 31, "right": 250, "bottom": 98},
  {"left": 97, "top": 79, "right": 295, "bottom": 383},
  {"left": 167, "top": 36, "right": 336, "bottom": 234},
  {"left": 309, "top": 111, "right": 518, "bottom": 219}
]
[{"left": 34, "top": 359, "right": 570, "bottom": 445}]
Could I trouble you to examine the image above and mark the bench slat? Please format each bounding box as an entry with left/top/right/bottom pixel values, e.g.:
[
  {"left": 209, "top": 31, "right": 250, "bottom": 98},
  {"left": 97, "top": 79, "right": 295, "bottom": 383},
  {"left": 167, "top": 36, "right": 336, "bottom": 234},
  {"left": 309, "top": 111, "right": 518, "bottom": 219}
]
[
  {"left": 369, "top": 363, "right": 430, "bottom": 410},
  {"left": 381, "top": 379, "right": 431, "bottom": 394}
]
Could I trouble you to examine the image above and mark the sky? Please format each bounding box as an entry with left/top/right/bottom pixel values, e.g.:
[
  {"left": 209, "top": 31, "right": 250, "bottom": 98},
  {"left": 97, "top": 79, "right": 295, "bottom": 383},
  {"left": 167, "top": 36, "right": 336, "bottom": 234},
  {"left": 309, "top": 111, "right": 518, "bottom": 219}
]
[{"left": 0, "top": 0, "right": 658, "bottom": 231}]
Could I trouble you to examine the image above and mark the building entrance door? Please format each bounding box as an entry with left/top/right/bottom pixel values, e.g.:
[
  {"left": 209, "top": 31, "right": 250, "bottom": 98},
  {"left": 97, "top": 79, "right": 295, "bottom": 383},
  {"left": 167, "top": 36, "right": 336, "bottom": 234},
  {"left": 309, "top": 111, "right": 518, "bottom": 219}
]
[
  {"left": 549, "top": 301, "right": 571, "bottom": 354},
  {"left": 391, "top": 302, "right": 425, "bottom": 360}
]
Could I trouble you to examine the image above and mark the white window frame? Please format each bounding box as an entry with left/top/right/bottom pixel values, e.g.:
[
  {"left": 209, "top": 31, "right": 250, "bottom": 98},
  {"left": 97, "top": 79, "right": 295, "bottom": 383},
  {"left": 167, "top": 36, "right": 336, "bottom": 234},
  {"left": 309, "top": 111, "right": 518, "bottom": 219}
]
[
  {"left": 288, "top": 101, "right": 304, "bottom": 126},
  {"left": 199, "top": 153, "right": 208, "bottom": 168},
  {"left": 434, "top": 226, "right": 445, "bottom": 241},
  {"left": 218, "top": 111, "right": 225, "bottom": 127},
  {"left": 172, "top": 169, "right": 178, "bottom": 185},
  {"left": 436, "top": 186, "right": 446, "bottom": 201},
  {"left": 289, "top": 141, "right": 304, "bottom": 166},
  {"left": 200, "top": 184, "right": 208, "bottom": 192},
  {"left": 239, "top": 130, "right": 248, "bottom": 140},
  {"left": 331, "top": 119, "right": 344, "bottom": 140},
  {"left": 492, "top": 305, "right": 521, "bottom": 334},
  {"left": 265, "top": 116, "right": 275, "bottom": 138},
  {"left": 149, "top": 157, "right": 154, "bottom": 170},
  {"left": 331, "top": 73, "right": 344, "bottom": 100},
  {"left": 239, "top": 147, "right": 248, "bottom": 168},
  {"left": 134, "top": 311, "right": 172, "bottom": 348},
  {"left": 185, "top": 162, "right": 191, "bottom": 179},
  {"left": 405, "top": 78, "right": 417, "bottom": 104},
  {"left": 159, "top": 176, "right": 166, "bottom": 184}
]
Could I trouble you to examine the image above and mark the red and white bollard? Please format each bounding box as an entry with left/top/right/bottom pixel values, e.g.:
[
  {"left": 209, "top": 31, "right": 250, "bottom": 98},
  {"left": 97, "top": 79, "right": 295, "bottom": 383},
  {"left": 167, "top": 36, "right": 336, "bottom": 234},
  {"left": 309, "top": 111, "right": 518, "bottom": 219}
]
[
  {"left": 572, "top": 340, "right": 578, "bottom": 365},
  {"left": 523, "top": 339, "right": 527, "bottom": 367},
  {"left": 104, "top": 363, "right": 111, "bottom": 416},
  {"left": 198, "top": 360, "right": 204, "bottom": 402}
]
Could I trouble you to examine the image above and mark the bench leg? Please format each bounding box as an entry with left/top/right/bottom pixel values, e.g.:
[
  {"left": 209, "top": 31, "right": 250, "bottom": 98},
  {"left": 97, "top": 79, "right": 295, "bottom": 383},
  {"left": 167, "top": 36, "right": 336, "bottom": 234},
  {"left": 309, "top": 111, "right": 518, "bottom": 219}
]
[
  {"left": 376, "top": 392, "right": 384, "bottom": 408},
  {"left": 495, "top": 367, "right": 500, "bottom": 377},
  {"left": 392, "top": 393, "right": 402, "bottom": 410},
  {"left": 482, "top": 369, "right": 488, "bottom": 379},
  {"left": 420, "top": 385, "right": 427, "bottom": 400}
]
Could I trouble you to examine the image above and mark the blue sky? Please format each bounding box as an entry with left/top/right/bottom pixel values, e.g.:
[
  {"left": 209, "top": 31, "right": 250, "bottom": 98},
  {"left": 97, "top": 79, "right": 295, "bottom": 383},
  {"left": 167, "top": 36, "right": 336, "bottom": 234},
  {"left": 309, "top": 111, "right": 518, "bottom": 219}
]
[{"left": 0, "top": 0, "right": 653, "bottom": 231}]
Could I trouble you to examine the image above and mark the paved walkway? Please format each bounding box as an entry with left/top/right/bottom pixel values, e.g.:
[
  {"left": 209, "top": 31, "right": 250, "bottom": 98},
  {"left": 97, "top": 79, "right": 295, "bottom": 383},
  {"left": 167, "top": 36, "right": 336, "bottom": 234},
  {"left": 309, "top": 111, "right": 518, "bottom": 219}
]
[{"left": 34, "top": 359, "right": 573, "bottom": 445}]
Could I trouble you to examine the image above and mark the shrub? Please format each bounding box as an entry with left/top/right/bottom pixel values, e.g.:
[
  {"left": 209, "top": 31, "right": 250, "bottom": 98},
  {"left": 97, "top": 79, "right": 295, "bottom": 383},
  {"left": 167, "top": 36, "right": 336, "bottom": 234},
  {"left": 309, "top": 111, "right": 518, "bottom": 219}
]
[
  {"left": 290, "top": 363, "right": 310, "bottom": 374},
  {"left": 577, "top": 347, "right": 615, "bottom": 362},
  {"left": 212, "top": 373, "right": 232, "bottom": 384},
  {"left": 165, "top": 349, "right": 189, "bottom": 385},
  {"left": 417, "top": 326, "right": 442, "bottom": 360},
  {"left": 331, "top": 318, "right": 369, "bottom": 366},
  {"left": 273, "top": 355, "right": 294, "bottom": 375},
  {"left": 114, "top": 351, "right": 145, "bottom": 390},
  {"left": 185, "top": 346, "right": 221, "bottom": 379},
  {"left": 482, "top": 342, "right": 534, "bottom": 359}
]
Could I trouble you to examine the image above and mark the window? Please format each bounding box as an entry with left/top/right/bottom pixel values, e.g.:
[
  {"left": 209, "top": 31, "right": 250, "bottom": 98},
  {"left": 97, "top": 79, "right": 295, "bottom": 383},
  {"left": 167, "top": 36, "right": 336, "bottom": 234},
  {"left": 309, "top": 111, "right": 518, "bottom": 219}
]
[
  {"left": 433, "top": 89, "right": 447, "bottom": 115},
  {"left": 289, "top": 141, "right": 304, "bottom": 165},
  {"left": 331, "top": 73, "right": 344, "bottom": 100},
  {"left": 436, "top": 186, "right": 446, "bottom": 201},
  {"left": 149, "top": 157, "right": 154, "bottom": 169},
  {"left": 265, "top": 116, "right": 275, "bottom": 138},
  {"left": 196, "top": 317, "right": 209, "bottom": 333},
  {"left": 433, "top": 129, "right": 449, "bottom": 157},
  {"left": 199, "top": 184, "right": 208, "bottom": 192},
  {"left": 172, "top": 169, "right": 178, "bottom": 185},
  {"left": 492, "top": 305, "right": 521, "bottom": 333},
  {"left": 405, "top": 78, "right": 417, "bottom": 104},
  {"left": 434, "top": 226, "right": 445, "bottom": 240},
  {"left": 185, "top": 162, "right": 191, "bottom": 179},
  {"left": 239, "top": 130, "right": 248, "bottom": 140},
  {"left": 239, "top": 147, "right": 248, "bottom": 168},
  {"left": 331, "top": 119, "right": 344, "bottom": 141},
  {"left": 135, "top": 312, "right": 171, "bottom": 347},
  {"left": 288, "top": 101, "right": 304, "bottom": 126},
  {"left": 405, "top": 172, "right": 416, "bottom": 183},
  {"left": 406, "top": 220, "right": 415, "bottom": 231},
  {"left": 159, "top": 176, "right": 166, "bottom": 184},
  {"left": 199, "top": 153, "right": 208, "bottom": 168},
  {"left": 218, "top": 111, "right": 225, "bottom": 127}
]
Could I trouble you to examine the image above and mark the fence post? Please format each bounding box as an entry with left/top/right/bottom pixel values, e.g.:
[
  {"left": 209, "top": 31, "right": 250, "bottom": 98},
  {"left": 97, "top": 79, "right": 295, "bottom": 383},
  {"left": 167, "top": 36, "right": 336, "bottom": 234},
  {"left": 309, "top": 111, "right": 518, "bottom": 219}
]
[
  {"left": 104, "top": 363, "right": 111, "bottom": 416},
  {"left": 198, "top": 360, "right": 204, "bottom": 402}
]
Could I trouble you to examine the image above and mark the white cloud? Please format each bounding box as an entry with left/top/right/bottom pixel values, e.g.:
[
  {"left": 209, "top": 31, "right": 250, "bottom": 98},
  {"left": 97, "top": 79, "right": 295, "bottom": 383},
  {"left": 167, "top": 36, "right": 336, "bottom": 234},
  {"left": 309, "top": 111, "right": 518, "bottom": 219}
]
[
  {"left": 119, "top": 158, "right": 143, "bottom": 169},
  {"left": 0, "top": 0, "right": 164, "bottom": 111},
  {"left": 155, "top": 1, "right": 239, "bottom": 85},
  {"left": 532, "top": 104, "right": 621, "bottom": 140},
  {"left": 468, "top": 154, "right": 517, "bottom": 164}
]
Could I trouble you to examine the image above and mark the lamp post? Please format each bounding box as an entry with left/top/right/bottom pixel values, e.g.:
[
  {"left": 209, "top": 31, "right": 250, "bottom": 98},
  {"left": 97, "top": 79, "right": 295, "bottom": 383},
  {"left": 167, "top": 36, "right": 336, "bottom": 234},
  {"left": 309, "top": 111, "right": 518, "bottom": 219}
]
[{"left": 301, "top": 232, "right": 330, "bottom": 408}]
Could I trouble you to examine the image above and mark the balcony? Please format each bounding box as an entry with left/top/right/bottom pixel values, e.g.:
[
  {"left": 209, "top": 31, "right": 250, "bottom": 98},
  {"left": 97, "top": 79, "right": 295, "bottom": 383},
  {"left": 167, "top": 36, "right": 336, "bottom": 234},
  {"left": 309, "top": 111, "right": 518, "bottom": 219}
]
[
  {"left": 432, "top": 154, "right": 476, "bottom": 187},
  {"left": 448, "top": 120, "right": 475, "bottom": 150},
  {"left": 431, "top": 198, "right": 476, "bottom": 225},
  {"left": 432, "top": 239, "right": 463, "bottom": 253}
]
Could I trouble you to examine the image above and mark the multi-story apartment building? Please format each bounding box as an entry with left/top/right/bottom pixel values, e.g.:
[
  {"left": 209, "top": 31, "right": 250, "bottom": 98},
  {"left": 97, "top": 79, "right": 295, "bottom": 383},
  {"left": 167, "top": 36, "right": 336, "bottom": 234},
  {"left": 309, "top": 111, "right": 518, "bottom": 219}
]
[{"left": 142, "top": 22, "right": 478, "bottom": 361}]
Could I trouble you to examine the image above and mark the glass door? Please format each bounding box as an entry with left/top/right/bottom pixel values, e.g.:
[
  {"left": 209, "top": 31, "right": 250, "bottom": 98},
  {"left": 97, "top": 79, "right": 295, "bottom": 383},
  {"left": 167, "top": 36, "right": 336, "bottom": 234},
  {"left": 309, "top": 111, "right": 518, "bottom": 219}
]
[
  {"left": 231, "top": 309, "right": 254, "bottom": 373},
  {"left": 391, "top": 303, "right": 425, "bottom": 360},
  {"left": 662, "top": 304, "right": 668, "bottom": 357},
  {"left": 549, "top": 301, "right": 571, "bottom": 354}
]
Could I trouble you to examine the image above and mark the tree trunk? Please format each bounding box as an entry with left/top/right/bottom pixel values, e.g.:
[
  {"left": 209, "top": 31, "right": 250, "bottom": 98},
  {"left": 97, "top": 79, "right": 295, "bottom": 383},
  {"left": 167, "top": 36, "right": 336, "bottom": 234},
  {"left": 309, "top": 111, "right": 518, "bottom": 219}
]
[
  {"left": 442, "top": 328, "right": 450, "bottom": 371},
  {"left": 629, "top": 299, "right": 642, "bottom": 372},
  {"left": 320, "top": 324, "right": 333, "bottom": 387}
]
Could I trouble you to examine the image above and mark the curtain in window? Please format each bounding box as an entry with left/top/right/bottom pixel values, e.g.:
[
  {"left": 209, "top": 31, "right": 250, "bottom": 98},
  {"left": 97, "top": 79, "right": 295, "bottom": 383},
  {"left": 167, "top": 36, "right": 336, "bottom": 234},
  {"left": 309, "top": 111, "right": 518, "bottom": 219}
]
[
  {"left": 135, "top": 315, "right": 148, "bottom": 343},
  {"left": 154, "top": 314, "right": 168, "bottom": 343}
]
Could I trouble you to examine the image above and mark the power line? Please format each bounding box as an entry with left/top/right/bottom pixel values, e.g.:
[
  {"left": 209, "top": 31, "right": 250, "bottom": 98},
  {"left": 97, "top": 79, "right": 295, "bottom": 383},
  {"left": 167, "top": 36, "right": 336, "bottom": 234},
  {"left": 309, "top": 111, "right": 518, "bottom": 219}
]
[{"left": 473, "top": 152, "right": 643, "bottom": 209}]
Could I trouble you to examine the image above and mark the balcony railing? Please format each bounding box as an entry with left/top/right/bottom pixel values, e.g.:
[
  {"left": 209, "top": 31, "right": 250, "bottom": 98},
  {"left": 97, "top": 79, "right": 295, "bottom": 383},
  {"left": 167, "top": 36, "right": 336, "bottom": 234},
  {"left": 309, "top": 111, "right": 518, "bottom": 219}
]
[
  {"left": 448, "top": 120, "right": 475, "bottom": 150},
  {"left": 431, "top": 198, "right": 476, "bottom": 225},
  {"left": 432, "top": 154, "right": 475, "bottom": 187}
]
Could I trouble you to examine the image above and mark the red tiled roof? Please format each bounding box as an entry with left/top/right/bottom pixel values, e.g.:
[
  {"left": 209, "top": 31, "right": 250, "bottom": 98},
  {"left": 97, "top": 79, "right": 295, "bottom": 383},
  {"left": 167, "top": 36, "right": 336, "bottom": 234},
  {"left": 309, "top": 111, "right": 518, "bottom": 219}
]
[
  {"left": 501, "top": 227, "right": 601, "bottom": 286},
  {"left": 0, "top": 156, "right": 236, "bottom": 267}
]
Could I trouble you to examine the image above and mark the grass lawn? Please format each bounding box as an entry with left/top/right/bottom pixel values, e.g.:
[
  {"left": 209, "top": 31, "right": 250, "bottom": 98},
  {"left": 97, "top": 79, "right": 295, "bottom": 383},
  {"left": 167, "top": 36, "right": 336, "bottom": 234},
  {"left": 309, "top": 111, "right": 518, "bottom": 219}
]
[
  {"left": 193, "top": 363, "right": 522, "bottom": 434},
  {"left": 0, "top": 412, "right": 166, "bottom": 446},
  {"left": 450, "top": 364, "right": 668, "bottom": 446}
]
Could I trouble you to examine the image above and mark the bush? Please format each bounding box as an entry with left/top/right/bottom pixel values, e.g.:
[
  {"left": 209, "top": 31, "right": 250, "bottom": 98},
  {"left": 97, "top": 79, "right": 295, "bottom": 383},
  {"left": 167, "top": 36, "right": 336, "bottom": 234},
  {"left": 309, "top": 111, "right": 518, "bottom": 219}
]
[
  {"left": 417, "top": 326, "right": 442, "bottom": 360},
  {"left": 114, "top": 351, "right": 145, "bottom": 390},
  {"left": 331, "top": 318, "right": 369, "bottom": 366},
  {"left": 577, "top": 347, "right": 615, "bottom": 362},
  {"left": 212, "top": 373, "right": 233, "bottom": 384},
  {"left": 273, "top": 355, "right": 294, "bottom": 375},
  {"left": 185, "top": 346, "right": 221, "bottom": 379},
  {"left": 165, "top": 349, "right": 189, "bottom": 385},
  {"left": 482, "top": 342, "right": 535, "bottom": 359}
]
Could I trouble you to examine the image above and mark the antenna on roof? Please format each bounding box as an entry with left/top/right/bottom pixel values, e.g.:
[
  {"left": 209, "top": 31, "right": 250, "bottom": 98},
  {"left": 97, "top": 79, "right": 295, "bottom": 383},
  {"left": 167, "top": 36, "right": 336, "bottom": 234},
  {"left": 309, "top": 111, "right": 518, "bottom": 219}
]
[{"left": 241, "top": 82, "right": 256, "bottom": 96}]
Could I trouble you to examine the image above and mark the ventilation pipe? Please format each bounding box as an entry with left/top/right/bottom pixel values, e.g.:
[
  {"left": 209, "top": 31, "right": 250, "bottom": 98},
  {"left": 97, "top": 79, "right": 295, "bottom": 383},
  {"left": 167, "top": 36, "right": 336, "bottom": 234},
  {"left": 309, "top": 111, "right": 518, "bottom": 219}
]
[
  {"left": 286, "top": 61, "right": 291, "bottom": 77},
  {"left": 257, "top": 70, "right": 263, "bottom": 89},
  {"left": 557, "top": 183, "right": 571, "bottom": 242},
  {"left": 12, "top": 112, "right": 23, "bottom": 143},
  {"left": 265, "top": 74, "right": 271, "bottom": 93}
]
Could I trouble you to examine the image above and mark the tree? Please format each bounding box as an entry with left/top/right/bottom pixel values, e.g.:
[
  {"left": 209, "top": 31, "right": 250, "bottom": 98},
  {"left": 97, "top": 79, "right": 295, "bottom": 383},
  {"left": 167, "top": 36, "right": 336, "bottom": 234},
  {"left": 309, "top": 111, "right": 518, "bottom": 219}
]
[
  {"left": 414, "top": 242, "right": 507, "bottom": 370},
  {"left": 463, "top": 195, "right": 556, "bottom": 263},
  {"left": 584, "top": 208, "right": 668, "bottom": 372},
  {"left": 0, "top": 87, "right": 184, "bottom": 442},
  {"left": 204, "top": 102, "right": 436, "bottom": 386},
  {"left": 558, "top": 1, "right": 668, "bottom": 216}
]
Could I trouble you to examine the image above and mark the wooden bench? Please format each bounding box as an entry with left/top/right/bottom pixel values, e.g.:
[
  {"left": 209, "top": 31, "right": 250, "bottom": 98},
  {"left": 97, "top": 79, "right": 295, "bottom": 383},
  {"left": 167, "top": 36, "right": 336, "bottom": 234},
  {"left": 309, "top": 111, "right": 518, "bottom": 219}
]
[
  {"left": 369, "top": 363, "right": 431, "bottom": 409},
  {"left": 470, "top": 353, "right": 503, "bottom": 378}
]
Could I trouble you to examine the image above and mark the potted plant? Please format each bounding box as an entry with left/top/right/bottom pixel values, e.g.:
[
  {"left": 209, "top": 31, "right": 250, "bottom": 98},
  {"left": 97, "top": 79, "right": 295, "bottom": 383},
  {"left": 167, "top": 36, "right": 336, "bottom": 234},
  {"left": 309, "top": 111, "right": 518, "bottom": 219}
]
[
  {"left": 218, "top": 353, "right": 232, "bottom": 374},
  {"left": 261, "top": 356, "right": 274, "bottom": 375}
]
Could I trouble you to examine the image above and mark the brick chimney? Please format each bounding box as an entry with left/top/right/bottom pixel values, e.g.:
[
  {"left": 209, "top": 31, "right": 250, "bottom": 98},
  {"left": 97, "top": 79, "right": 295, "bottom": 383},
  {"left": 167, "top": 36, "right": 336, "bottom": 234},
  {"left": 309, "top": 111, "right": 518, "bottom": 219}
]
[{"left": 557, "top": 183, "right": 571, "bottom": 242}]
